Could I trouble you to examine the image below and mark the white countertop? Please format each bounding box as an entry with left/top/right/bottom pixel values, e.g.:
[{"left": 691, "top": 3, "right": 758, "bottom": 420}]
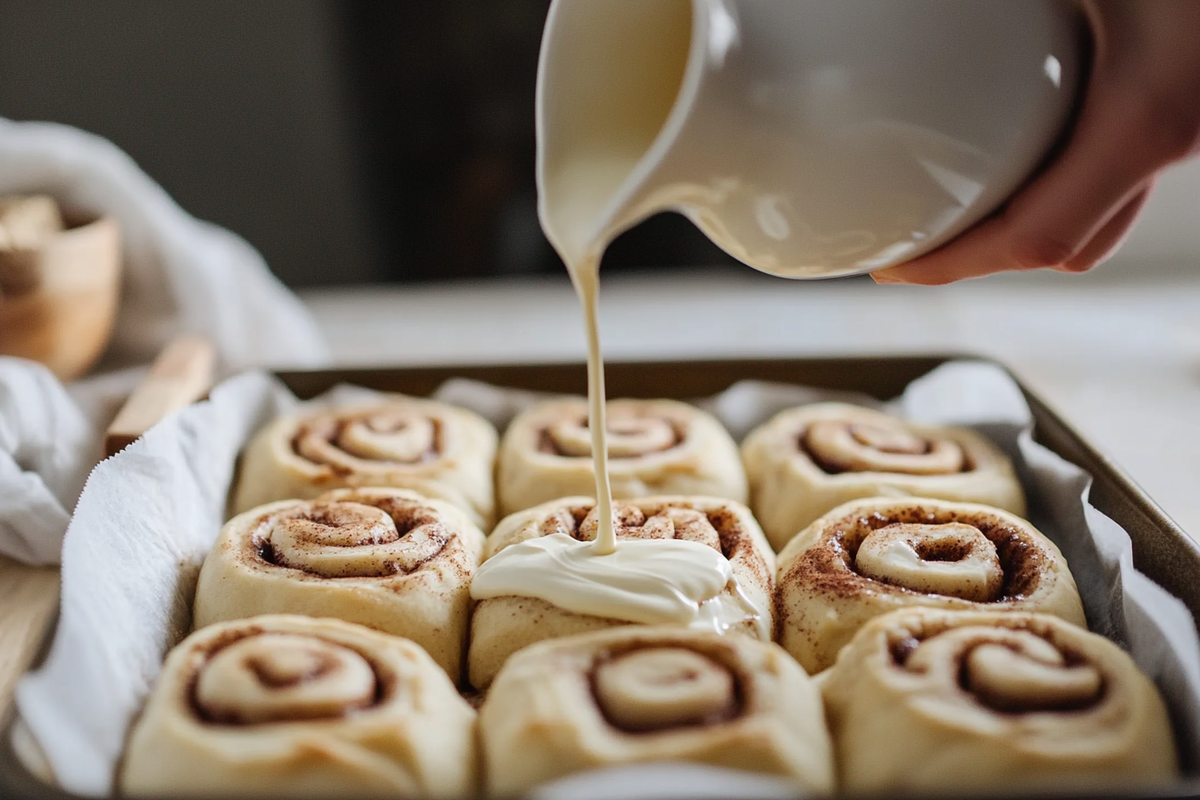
[{"left": 301, "top": 266, "right": 1200, "bottom": 538}]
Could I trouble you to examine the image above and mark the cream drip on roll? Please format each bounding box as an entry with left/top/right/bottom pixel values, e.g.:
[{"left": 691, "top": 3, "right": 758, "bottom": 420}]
[
  {"left": 471, "top": 532, "right": 769, "bottom": 640},
  {"left": 467, "top": 496, "right": 776, "bottom": 690}
]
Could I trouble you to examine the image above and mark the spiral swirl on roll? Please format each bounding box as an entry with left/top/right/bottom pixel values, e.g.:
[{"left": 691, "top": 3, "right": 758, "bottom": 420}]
[
  {"left": 195, "top": 632, "right": 379, "bottom": 724},
  {"left": 890, "top": 625, "right": 1105, "bottom": 713},
  {"left": 294, "top": 408, "right": 440, "bottom": 469},
  {"left": 822, "top": 609, "right": 1178, "bottom": 794},
  {"left": 775, "top": 497, "right": 1085, "bottom": 673},
  {"left": 232, "top": 395, "right": 498, "bottom": 529},
  {"left": 194, "top": 488, "right": 486, "bottom": 681},
  {"left": 947, "top": 629, "right": 1102, "bottom": 712},
  {"left": 742, "top": 402, "right": 1026, "bottom": 550},
  {"left": 803, "top": 418, "right": 966, "bottom": 475},
  {"left": 497, "top": 398, "right": 747, "bottom": 517},
  {"left": 122, "top": 615, "right": 479, "bottom": 798},
  {"left": 592, "top": 647, "right": 739, "bottom": 732},
  {"left": 256, "top": 499, "right": 448, "bottom": 578},
  {"left": 543, "top": 412, "right": 682, "bottom": 458},
  {"left": 478, "top": 626, "right": 834, "bottom": 797},
  {"left": 853, "top": 522, "right": 1003, "bottom": 602}
]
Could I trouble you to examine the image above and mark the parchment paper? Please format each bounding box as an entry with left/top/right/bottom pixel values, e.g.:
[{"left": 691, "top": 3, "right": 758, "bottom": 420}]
[{"left": 15, "top": 360, "right": 1200, "bottom": 797}]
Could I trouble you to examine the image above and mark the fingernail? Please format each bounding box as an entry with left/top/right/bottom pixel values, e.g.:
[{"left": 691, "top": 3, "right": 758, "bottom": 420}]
[{"left": 871, "top": 272, "right": 901, "bottom": 285}]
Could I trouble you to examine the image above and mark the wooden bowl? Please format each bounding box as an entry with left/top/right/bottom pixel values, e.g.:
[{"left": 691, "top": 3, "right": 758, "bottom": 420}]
[{"left": 0, "top": 216, "right": 122, "bottom": 381}]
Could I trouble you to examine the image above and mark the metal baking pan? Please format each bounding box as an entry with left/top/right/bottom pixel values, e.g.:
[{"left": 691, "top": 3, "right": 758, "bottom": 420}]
[{"left": 2, "top": 354, "right": 1198, "bottom": 799}]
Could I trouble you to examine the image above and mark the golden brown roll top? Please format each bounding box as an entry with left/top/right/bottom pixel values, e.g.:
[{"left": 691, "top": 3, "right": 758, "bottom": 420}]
[
  {"left": 775, "top": 497, "right": 1085, "bottom": 673},
  {"left": 194, "top": 488, "right": 485, "bottom": 680},
  {"left": 479, "top": 626, "right": 834, "bottom": 797},
  {"left": 468, "top": 495, "right": 775, "bottom": 690},
  {"left": 121, "top": 615, "right": 477, "bottom": 798},
  {"left": 821, "top": 608, "right": 1178, "bottom": 794},
  {"left": 742, "top": 402, "right": 1025, "bottom": 550},
  {"left": 233, "top": 396, "right": 498, "bottom": 528},
  {"left": 497, "top": 398, "right": 747, "bottom": 517}
]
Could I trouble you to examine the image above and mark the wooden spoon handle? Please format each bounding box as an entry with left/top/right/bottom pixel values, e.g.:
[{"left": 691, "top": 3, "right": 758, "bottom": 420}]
[{"left": 104, "top": 335, "right": 216, "bottom": 457}]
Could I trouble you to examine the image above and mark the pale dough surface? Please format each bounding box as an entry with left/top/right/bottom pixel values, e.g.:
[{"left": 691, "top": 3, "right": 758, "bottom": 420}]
[
  {"left": 497, "top": 398, "right": 746, "bottom": 517},
  {"left": 121, "top": 615, "right": 477, "bottom": 798},
  {"left": 742, "top": 402, "right": 1025, "bottom": 551},
  {"left": 775, "top": 497, "right": 1085, "bottom": 673},
  {"left": 468, "top": 495, "right": 774, "bottom": 689},
  {"left": 194, "top": 488, "right": 484, "bottom": 681},
  {"left": 821, "top": 608, "right": 1177, "bottom": 794},
  {"left": 479, "top": 626, "right": 834, "bottom": 797},
  {"left": 233, "top": 395, "right": 497, "bottom": 529}
]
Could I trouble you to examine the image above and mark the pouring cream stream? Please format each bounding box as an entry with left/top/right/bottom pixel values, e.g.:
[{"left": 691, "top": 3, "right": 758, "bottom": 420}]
[{"left": 471, "top": 0, "right": 768, "bottom": 638}]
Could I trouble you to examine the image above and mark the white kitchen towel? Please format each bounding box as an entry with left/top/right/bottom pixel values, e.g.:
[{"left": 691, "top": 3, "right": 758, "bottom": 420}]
[
  {"left": 16, "top": 371, "right": 296, "bottom": 795},
  {"left": 0, "top": 117, "right": 329, "bottom": 373},
  {"left": 0, "top": 118, "right": 331, "bottom": 564}
]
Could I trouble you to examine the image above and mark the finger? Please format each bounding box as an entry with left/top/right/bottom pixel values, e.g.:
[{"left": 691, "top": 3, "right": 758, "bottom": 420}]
[
  {"left": 872, "top": 180, "right": 1153, "bottom": 285},
  {"left": 871, "top": 216, "right": 1031, "bottom": 285},
  {"left": 1055, "top": 184, "right": 1152, "bottom": 273},
  {"left": 871, "top": 181, "right": 1151, "bottom": 285}
]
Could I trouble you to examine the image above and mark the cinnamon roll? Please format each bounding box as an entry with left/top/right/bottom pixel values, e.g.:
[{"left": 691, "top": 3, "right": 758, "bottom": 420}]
[
  {"left": 479, "top": 626, "right": 834, "bottom": 797},
  {"left": 822, "top": 608, "right": 1178, "bottom": 793},
  {"left": 497, "top": 398, "right": 746, "bottom": 517},
  {"left": 194, "top": 487, "right": 484, "bottom": 680},
  {"left": 233, "top": 396, "right": 498, "bottom": 529},
  {"left": 121, "top": 615, "right": 477, "bottom": 798},
  {"left": 468, "top": 495, "right": 774, "bottom": 689},
  {"left": 742, "top": 403, "right": 1025, "bottom": 550},
  {"left": 775, "top": 497, "right": 1085, "bottom": 673}
]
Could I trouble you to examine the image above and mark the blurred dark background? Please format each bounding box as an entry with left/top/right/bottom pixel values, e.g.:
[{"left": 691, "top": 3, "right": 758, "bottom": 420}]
[{"left": 0, "top": 0, "right": 738, "bottom": 286}]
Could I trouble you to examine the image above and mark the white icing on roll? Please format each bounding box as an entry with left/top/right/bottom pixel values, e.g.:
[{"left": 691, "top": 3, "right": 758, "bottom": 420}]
[{"left": 470, "top": 533, "right": 769, "bottom": 640}]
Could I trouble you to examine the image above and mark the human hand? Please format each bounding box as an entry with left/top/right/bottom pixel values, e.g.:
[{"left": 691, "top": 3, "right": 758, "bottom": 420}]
[{"left": 873, "top": 0, "right": 1200, "bottom": 285}]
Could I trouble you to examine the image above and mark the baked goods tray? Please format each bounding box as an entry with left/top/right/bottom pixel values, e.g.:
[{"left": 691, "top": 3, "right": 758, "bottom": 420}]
[{"left": 2, "top": 353, "right": 1199, "bottom": 800}]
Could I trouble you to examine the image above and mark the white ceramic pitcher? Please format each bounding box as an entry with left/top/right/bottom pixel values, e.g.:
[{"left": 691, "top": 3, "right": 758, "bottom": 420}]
[{"left": 536, "top": 0, "right": 1083, "bottom": 278}]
